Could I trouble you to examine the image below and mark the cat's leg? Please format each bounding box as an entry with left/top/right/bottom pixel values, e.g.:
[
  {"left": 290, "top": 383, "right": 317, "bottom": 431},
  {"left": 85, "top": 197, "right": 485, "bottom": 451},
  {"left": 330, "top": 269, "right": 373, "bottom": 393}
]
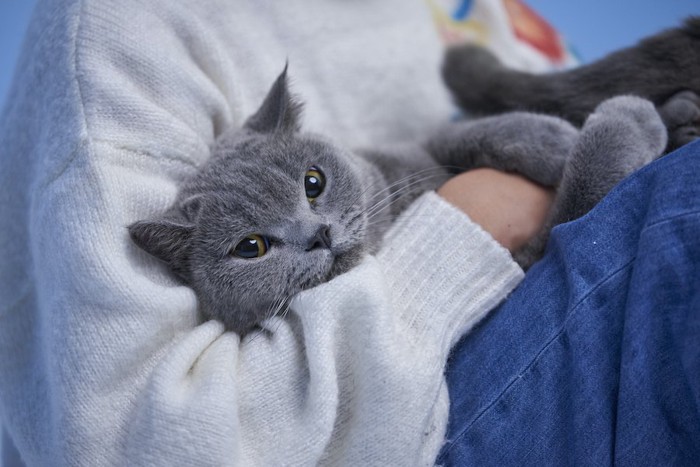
[
  {"left": 514, "top": 96, "right": 667, "bottom": 269},
  {"left": 426, "top": 113, "right": 579, "bottom": 187},
  {"left": 657, "top": 90, "right": 700, "bottom": 151},
  {"left": 442, "top": 19, "right": 700, "bottom": 128}
]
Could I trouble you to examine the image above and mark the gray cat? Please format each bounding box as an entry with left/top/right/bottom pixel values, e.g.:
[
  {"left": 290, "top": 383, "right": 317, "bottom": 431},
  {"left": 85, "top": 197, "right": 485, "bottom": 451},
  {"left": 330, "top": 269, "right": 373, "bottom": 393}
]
[
  {"left": 442, "top": 17, "right": 700, "bottom": 151},
  {"left": 129, "top": 68, "right": 668, "bottom": 335}
]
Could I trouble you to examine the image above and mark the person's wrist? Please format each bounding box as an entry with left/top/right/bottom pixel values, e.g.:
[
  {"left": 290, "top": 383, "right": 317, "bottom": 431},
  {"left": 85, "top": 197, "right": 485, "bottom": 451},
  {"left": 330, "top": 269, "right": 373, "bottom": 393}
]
[{"left": 436, "top": 168, "right": 554, "bottom": 252}]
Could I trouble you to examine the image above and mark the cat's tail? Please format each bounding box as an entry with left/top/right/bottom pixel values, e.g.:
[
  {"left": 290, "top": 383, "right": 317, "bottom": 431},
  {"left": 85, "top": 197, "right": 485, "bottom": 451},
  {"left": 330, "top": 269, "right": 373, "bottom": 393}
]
[{"left": 443, "top": 17, "right": 700, "bottom": 126}]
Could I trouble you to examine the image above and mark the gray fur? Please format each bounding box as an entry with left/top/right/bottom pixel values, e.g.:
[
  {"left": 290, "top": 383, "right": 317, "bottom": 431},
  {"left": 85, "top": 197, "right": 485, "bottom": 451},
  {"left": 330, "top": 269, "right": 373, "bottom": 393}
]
[
  {"left": 442, "top": 17, "right": 700, "bottom": 151},
  {"left": 513, "top": 96, "right": 667, "bottom": 266},
  {"left": 129, "top": 71, "right": 667, "bottom": 335}
]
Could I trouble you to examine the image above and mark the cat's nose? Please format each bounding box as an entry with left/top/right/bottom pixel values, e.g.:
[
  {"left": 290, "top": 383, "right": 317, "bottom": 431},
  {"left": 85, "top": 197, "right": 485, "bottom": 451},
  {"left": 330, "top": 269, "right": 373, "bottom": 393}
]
[{"left": 306, "top": 224, "right": 332, "bottom": 251}]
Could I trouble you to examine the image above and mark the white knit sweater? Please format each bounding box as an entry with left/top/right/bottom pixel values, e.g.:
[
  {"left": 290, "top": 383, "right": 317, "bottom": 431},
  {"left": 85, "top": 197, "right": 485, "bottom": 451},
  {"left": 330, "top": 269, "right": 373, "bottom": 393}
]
[{"left": 0, "top": 0, "right": 524, "bottom": 465}]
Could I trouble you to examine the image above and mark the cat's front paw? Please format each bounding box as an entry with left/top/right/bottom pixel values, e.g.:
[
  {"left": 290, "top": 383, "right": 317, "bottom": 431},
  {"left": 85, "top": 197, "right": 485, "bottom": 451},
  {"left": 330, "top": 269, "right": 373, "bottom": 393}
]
[
  {"left": 658, "top": 90, "right": 700, "bottom": 151},
  {"left": 588, "top": 95, "right": 667, "bottom": 164}
]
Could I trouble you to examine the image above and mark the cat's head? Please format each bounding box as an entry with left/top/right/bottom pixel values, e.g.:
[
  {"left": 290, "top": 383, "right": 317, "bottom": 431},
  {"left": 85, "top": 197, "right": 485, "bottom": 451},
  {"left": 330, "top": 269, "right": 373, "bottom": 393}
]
[{"left": 129, "top": 68, "right": 372, "bottom": 335}]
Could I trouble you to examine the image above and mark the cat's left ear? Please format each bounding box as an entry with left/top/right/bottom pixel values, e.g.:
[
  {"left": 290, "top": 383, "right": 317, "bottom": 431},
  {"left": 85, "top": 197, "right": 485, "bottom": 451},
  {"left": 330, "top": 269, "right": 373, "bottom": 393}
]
[
  {"left": 244, "top": 64, "right": 303, "bottom": 134},
  {"left": 128, "top": 211, "right": 194, "bottom": 281}
]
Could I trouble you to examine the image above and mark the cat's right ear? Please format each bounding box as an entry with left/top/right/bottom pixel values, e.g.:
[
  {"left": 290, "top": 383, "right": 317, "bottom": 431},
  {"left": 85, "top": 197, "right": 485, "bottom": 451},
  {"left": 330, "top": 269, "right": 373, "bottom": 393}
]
[
  {"left": 128, "top": 215, "right": 194, "bottom": 281},
  {"left": 244, "top": 65, "right": 303, "bottom": 134}
]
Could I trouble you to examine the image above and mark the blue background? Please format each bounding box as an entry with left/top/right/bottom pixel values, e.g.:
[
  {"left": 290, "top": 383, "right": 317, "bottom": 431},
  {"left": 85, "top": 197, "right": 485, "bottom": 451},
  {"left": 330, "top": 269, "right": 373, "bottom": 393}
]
[
  {"left": 528, "top": 0, "right": 698, "bottom": 62},
  {"left": 1, "top": 1, "right": 698, "bottom": 111}
]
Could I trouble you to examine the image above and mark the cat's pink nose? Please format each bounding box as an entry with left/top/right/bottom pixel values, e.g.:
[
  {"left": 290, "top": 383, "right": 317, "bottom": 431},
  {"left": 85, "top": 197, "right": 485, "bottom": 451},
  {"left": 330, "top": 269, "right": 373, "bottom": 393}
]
[{"left": 306, "top": 224, "right": 331, "bottom": 251}]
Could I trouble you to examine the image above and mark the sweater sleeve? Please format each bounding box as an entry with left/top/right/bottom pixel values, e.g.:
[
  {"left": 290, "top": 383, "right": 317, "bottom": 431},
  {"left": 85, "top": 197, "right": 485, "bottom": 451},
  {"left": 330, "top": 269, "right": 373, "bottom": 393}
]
[{"left": 377, "top": 191, "right": 525, "bottom": 352}]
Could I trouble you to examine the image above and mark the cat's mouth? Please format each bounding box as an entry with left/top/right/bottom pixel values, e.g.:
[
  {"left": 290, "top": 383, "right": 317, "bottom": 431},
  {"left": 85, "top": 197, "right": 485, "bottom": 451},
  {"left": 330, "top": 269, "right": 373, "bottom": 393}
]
[
  {"left": 326, "top": 241, "right": 366, "bottom": 281},
  {"left": 296, "top": 242, "right": 364, "bottom": 291}
]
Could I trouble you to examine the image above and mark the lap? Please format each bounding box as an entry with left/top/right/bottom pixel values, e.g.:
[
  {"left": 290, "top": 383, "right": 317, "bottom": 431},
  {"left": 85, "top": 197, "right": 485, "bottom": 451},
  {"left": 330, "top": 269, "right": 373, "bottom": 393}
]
[{"left": 440, "top": 141, "right": 700, "bottom": 466}]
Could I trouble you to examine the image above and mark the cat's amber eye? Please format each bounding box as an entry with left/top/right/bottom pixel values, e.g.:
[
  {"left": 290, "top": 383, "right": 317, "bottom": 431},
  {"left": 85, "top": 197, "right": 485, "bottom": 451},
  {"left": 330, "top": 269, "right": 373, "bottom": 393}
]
[
  {"left": 304, "top": 167, "right": 326, "bottom": 202},
  {"left": 232, "top": 234, "right": 270, "bottom": 259}
]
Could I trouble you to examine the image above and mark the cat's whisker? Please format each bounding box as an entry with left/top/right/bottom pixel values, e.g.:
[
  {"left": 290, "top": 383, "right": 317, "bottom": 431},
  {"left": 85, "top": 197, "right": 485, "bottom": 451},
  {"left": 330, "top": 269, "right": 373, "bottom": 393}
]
[
  {"left": 268, "top": 295, "right": 293, "bottom": 336},
  {"left": 267, "top": 295, "right": 286, "bottom": 320},
  {"left": 365, "top": 172, "right": 445, "bottom": 217},
  {"left": 365, "top": 172, "right": 447, "bottom": 220},
  {"left": 340, "top": 165, "right": 457, "bottom": 222},
  {"left": 339, "top": 167, "right": 445, "bottom": 229},
  {"left": 365, "top": 165, "right": 457, "bottom": 204},
  {"left": 365, "top": 213, "right": 450, "bottom": 229},
  {"left": 278, "top": 301, "right": 292, "bottom": 323},
  {"left": 246, "top": 295, "right": 288, "bottom": 343},
  {"left": 245, "top": 325, "right": 265, "bottom": 346},
  {"left": 370, "top": 165, "right": 456, "bottom": 201}
]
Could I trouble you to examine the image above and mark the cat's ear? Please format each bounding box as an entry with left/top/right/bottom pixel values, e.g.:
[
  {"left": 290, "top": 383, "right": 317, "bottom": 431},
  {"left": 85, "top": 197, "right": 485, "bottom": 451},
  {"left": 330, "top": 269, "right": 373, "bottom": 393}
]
[
  {"left": 244, "top": 64, "right": 303, "bottom": 134},
  {"left": 128, "top": 212, "right": 194, "bottom": 281}
]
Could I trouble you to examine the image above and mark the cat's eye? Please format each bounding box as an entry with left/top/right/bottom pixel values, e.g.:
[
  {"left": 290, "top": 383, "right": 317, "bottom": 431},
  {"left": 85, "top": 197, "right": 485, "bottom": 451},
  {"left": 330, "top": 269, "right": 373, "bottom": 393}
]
[
  {"left": 305, "top": 167, "right": 326, "bottom": 202},
  {"left": 232, "top": 234, "right": 270, "bottom": 259}
]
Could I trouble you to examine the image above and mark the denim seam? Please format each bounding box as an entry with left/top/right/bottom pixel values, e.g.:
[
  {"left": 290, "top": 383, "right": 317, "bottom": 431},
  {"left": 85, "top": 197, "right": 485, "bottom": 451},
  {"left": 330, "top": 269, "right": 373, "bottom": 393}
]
[
  {"left": 445, "top": 257, "right": 635, "bottom": 452},
  {"left": 643, "top": 209, "right": 700, "bottom": 229}
]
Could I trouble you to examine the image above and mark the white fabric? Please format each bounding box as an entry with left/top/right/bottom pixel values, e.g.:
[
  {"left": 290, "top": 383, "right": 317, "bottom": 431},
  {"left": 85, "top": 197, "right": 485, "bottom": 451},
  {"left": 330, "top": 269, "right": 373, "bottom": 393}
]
[{"left": 0, "top": 0, "right": 524, "bottom": 465}]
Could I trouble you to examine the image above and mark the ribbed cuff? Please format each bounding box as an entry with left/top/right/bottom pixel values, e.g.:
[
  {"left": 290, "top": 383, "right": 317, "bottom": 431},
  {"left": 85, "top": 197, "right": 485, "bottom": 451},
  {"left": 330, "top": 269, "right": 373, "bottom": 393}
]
[{"left": 377, "top": 191, "right": 524, "bottom": 354}]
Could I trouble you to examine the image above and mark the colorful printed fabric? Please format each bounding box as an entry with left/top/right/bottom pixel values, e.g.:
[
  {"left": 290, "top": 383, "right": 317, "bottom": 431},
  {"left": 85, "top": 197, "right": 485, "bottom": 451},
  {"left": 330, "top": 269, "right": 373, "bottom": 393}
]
[{"left": 427, "top": 0, "right": 579, "bottom": 71}]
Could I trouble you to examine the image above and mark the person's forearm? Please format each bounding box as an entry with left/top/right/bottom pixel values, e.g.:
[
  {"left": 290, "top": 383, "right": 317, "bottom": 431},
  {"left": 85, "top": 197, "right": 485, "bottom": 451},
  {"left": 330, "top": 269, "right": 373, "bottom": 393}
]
[{"left": 437, "top": 168, "right": 554, "bottom": 252}]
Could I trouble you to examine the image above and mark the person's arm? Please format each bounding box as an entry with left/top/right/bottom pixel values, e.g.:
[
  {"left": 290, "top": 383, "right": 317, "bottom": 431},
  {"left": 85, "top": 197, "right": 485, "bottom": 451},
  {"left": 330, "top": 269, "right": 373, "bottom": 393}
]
[
  {"left": 0, "top": 1, "right": 550, "bottom": 465},
  {"left": 438, "top": 168, "right": 555, "bottom": 253}
]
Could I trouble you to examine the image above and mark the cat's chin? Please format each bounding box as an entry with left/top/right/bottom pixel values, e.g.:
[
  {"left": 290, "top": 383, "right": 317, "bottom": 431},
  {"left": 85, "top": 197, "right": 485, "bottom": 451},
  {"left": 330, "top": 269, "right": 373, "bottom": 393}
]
[
  {"left": 327, "top": 247, "right": 365, "bottom": 281},
  {"left": 295, "top": 246, "right": 364, "bottom": 292}
]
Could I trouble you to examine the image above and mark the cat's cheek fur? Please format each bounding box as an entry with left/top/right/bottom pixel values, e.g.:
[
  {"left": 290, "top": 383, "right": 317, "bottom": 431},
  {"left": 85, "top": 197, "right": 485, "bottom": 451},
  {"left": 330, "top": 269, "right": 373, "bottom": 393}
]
[
  {"left": 328, "top": 245, "right": 367, "bottom": 280},
  {"left": 189, "top": 247, "right": 340, "bottom": 334},
  {"left": 295, "top": 249, "right": 336, "bottom": 289},
  {"left": 196, "top": 292, "right": 260, "bottom": 336}
]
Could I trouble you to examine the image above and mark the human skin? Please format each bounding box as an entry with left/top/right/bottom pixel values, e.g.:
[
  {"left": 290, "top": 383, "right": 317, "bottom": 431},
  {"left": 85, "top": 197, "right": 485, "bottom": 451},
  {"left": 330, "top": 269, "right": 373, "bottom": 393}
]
[{"left": 437, "top": 168, "right": 554, "bottom": 252}]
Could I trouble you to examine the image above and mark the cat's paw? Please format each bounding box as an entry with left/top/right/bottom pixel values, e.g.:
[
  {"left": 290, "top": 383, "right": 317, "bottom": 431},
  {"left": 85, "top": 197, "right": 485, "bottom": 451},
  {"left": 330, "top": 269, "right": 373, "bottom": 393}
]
[
  {"left": 657, "top": 90, "right": 700, "bottom": 151},
  {"left": 588, "top": 95, "right": 667, "bottom": 165},
  {"left": 545, "top": 97, "right": 665, "bottom": 228},
  {"left": 427, "top": 113, "right": 577, "bottom": 187}
]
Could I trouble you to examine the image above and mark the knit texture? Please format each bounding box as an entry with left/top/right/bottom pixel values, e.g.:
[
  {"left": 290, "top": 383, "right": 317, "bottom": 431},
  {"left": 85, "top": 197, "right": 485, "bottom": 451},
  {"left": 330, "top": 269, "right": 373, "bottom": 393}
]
[{"left": 0, "top": 0, "right": 523, "bottom": 465}]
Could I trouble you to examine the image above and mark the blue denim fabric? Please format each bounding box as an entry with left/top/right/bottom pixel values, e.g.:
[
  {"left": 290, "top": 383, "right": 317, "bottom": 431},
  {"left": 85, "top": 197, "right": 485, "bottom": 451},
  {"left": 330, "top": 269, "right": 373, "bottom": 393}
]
[{"left": 439, "top": 141, "right": 700, "bottom": 466}]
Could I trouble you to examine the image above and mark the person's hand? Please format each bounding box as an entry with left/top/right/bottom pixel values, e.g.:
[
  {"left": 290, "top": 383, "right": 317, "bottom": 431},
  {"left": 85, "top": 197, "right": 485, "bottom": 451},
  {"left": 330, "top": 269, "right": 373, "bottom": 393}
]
[{"left": 437, "top": 168, "right": 554, "bottom": 252}]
